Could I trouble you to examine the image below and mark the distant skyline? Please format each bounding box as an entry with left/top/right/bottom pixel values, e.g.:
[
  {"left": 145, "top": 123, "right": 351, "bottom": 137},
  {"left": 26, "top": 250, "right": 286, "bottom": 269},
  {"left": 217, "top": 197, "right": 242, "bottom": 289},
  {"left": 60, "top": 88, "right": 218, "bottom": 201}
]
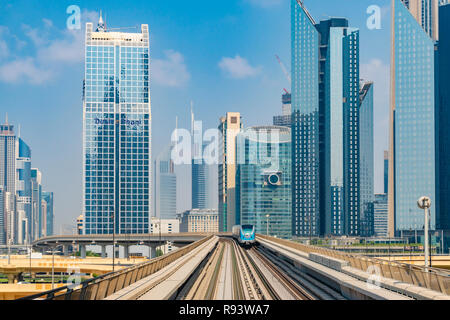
[{"left": 0, "top": 0, "right": 391, "bottom": 231}]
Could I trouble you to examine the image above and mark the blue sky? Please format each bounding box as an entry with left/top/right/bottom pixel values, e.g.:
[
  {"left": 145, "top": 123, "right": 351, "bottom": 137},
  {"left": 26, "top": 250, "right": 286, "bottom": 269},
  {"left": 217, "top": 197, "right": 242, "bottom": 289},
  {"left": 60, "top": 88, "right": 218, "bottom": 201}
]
[{"left": 0, "top": 0, "right": 391, "bottom": 231}]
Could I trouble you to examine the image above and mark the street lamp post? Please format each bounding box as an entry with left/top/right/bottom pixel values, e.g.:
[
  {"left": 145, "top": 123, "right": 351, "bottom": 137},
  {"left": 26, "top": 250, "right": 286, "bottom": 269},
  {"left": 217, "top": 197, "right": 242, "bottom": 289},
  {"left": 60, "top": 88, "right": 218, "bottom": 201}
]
[
  {"left": 417, "top": 196, "right": 431, "bottom": 269},
  {"left": 266, "top": 214, "right": 270, "bottom": 236}
]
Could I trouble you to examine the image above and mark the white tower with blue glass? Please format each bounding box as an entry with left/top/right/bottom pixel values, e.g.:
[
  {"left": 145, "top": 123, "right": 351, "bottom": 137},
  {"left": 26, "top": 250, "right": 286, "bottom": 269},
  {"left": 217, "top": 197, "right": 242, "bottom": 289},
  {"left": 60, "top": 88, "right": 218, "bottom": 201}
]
[{"left": 83, "top": 14, "right": 151, "bottom": 235}]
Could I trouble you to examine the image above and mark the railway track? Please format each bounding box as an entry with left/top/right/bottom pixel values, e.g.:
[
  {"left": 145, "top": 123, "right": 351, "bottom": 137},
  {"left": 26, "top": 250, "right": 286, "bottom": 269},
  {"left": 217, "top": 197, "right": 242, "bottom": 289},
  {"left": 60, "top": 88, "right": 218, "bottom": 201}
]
[
  {"left": 105, "top": 236, "right": 342, "bottom": 300},
  {"left": 183, "top": 238, "right": 318, "bottom": 300}
]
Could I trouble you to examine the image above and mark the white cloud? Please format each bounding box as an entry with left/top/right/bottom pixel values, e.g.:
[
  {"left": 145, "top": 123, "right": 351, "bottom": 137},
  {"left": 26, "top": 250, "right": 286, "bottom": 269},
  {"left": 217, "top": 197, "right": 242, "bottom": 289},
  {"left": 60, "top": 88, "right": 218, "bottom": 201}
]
[
  {"left": 218, "top": 55, "right": 261, "bottom": 79},
  {"left": 0, "top": 10, "right": 97, "bottom": 85},
  {"left": 246, "top": 0, "right": 282, "bottom": 8},
  {"left": 0, "top": 57, "right": 53, "bottom": 84},
  {"left": 152, "top": 50, "right": 191, "bottom": 87}
]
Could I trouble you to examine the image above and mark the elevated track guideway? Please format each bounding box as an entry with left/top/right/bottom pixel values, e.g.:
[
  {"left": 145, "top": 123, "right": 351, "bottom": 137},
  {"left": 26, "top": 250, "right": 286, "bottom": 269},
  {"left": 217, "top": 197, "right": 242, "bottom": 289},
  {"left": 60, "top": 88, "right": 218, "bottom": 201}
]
[{"left": 20, "top": 234, "right": 450, "bottom": 300}]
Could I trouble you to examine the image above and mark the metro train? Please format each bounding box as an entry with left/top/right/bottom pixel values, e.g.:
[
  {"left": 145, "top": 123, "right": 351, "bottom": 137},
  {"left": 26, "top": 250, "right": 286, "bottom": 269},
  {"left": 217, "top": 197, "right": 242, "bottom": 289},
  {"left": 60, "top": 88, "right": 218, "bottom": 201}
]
[{"left": 232, "top": 224, "right": 256, "bottom": 246}]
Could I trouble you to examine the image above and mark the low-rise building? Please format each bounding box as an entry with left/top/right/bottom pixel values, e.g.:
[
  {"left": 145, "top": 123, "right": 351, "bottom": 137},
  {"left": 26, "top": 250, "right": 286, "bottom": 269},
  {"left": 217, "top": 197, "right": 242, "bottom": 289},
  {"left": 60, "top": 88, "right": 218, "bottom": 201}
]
[{"left": 180, "top": 209, "right": 218, "bottom": 233}]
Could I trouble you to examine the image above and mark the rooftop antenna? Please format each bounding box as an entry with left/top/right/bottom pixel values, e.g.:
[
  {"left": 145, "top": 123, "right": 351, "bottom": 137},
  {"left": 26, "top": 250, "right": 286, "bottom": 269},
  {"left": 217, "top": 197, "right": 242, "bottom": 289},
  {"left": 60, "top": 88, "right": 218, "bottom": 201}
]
[
  {"left": 18, "top": 124, "right": 21, "bottom": 138},
  {"left": 5, "top": 112, "right": 8, "bottom": 125}
]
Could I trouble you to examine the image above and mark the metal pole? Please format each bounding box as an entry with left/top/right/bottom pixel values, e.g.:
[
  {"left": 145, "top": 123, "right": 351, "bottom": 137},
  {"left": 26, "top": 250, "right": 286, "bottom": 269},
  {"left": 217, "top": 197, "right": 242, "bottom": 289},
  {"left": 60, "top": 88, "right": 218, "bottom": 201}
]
[
  {"left": 52, "top": 247, "right": 55, "bottom": 290},
  {"left": 112, "top": 212, "right": 115, "bottom": 272},
  {"left": 424, "top": 207, "right": 429, "bottom": 268},
  {"left": 7, "top": 238, "right": 10, "bottom": 265}
]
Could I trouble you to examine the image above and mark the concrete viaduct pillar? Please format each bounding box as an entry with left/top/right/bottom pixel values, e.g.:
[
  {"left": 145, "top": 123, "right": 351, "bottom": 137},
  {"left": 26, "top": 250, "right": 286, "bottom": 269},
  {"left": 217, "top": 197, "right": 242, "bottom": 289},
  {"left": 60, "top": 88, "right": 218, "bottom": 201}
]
[
  {"left": 80, "top": 244, "right": 86, "bottom": 259},
  {"left": 101, "top": 245, "right": 106, "bottom": 258}
]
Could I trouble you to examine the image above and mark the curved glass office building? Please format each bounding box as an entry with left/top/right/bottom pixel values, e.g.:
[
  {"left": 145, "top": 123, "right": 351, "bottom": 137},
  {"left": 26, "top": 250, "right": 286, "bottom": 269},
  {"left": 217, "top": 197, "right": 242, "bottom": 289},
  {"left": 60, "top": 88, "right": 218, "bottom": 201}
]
[{"left": 236, "top": 126, "right": 292, "bottom": 239}]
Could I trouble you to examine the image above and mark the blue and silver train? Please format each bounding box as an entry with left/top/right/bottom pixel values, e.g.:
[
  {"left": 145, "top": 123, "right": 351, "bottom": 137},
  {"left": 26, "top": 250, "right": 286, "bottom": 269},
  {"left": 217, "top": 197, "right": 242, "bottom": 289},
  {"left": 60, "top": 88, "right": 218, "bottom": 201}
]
[{"left": 232, "top": 224, "right": 256, "bottom": 246}]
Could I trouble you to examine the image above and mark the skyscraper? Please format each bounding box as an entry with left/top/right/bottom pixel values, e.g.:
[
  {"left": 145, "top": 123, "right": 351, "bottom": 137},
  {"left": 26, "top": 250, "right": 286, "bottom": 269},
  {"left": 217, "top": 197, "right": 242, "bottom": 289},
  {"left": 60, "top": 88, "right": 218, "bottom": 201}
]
[
  {"left": 0, "top": 118, "right": 16, "bottom": 245},
  {"left": 389, "top": 0, "right": 437, "bottom": 236},
  {"left": 16, "top": 137, "right": 32, "bottom": 244},
  {"left": 31, "top": 168, "right": 42, "bottom": 240},
  {"left": 0, "top": 187, "right": 4, "bottom": 245},
  {"left": 292, "top": 0, "right": 372, "bottom": 237},
  {"left": 437, "top": 1, "right": 450, "bottom": 231},
  {"left": 321, "top": 18, "right": 361, "bottom": 236},
  {"left": 82, "top": 16, "right": 151, "bottom": 235},
  {"left": 218, "top": 112, "right": 242, "bottom": 232},
  {"left": 384, "top": 151, "right": 389, "bottom": 194},
  {"left": 42, "top": 191, "right": 54, "bottom": 236},
  {"left": 154, "top": 144, "right": 177, "bottom": 220},
  {"left": 374, "top": 194, "right": 389, "bottom": 237},
  {"left": 359, "top": 82, "right": 375, "bottom": 237},
  {"left": 291, "top": 0, "right": 320, "bottom": 237},
  {"left": 236, "top": 126, "right": 292, "bottom": 239}
]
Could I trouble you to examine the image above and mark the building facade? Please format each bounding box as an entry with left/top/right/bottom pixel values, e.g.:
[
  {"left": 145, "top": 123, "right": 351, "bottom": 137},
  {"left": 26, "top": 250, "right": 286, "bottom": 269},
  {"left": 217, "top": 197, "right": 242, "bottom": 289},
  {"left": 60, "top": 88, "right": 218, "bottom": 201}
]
[
  {"left": 389, "top": 0, "right": 437, "bottom": 235},
  {"left": 359, "top": 82, "right": 375, "bottom": 237},
  {"left": 82, "top": 16, "right": 151, "bottom": 235},
  {"left": 236, "top": 126, "right": 292, "bottom": 239},
  {"left": 437, "top": 2, "right": 450, "bottom": 231},
  {"left": 374, "top": 194, "right": 389, "bottom": 237},
  {"left": 16, "top": 137, "right": 32, "bottom": 244},
  {"left": 31, "top": 168, "right": 42, "bottom": 240},
  {"left": 180, "top": 209, "right": 218, "bottom": 233},
  {"left": 291, "top": 0, "right": 373, "bottom": 237},
  {"left": 0, "top": 120, "right": 16, "bottom": 244},
  {"left": 42, "top": 191, "right": 54, "bottom": 236},
  {"left": 218, "top": 112, "right": 242, "bottom": 232},
  {"left": 154, "top": 144, "right": 177, "bottom": 220},
  {"left": 291, "top": 0, "right": 321, "bottom": 237}
]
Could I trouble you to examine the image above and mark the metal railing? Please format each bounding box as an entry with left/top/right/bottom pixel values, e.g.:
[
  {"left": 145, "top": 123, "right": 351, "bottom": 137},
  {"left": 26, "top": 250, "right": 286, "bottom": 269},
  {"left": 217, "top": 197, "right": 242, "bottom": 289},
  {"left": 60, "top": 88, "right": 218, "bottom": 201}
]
[
  {"left": 257, "top": 234, "right": 450, "bottom": 295},
  {"left": 19, "top": 235, "right": 213, "bottom": 300}
]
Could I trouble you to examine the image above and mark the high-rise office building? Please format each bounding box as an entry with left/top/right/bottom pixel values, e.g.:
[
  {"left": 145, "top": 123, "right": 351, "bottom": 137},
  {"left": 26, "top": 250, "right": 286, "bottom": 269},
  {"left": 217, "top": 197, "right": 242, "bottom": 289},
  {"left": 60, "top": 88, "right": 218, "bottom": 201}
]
[
  {"left": 192, "top": 149, "right": 208, "bottom": 210},
  {"left": 321, "top": 18, "right": 361, "bottom": 236},
  {"left": 374, "top": 194, "right": 389, "bottom": 237},
  {"left": 236, "top": 126, "right": 292, "bottom": 239},
  {"left": 0, "top": 118, "right": 16, "bottom": 245},
  {"left": 273, "top": 92, "right": 292, "bottom": 128},
  {"left": 0, "top": 187, "right": 4, "bottom": 245},
  {"left": 31, "top": 168, "right": 42, "bottom": 240},
  {"left": 389, "top": 0, "right": 437, "bottom": 236},
  {"left": 437, "top": 2, "right": 450, "bottom": 231},
  {"left": 384, "top": 151, "right": 389, "bottom": 194},
  {"left": 42, "top": 191, "right": 54, "bottom": 236},
  {"left": 359, "top": 82, "right": 375, "bottom": 237},
  {"left": 154, "top": 144, "right": 177, "bottom": 219},
  {"left": 400, "top": 0, "right": 439, "bottom": 40},
  {"left": 292, "top": 0, "right": 372, "bottom": 237},
  {"left": 82, "top": 15, "right": 151, "bottom": 235},
  {"left": 291, "top": 0, "right": 321, "bottom": 237},
  {"left": 218, "top": 112, "right": 242, "bottom": 232},
  {"left": 16, "top": 137, "right": 32, "bottom": 244}
]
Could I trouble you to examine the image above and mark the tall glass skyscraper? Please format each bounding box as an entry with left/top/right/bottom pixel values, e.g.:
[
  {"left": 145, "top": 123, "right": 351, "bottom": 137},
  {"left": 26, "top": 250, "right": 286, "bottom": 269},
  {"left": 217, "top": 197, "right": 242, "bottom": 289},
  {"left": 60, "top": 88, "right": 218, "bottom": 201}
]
[
  {"left": 31, "top": 168, "right": 42, "bottom": 239},
  {"left": 292, "top": 0, "right": 373, "bottom": 237},
  {"left": 291, "top": 0, "right": 320, "bottom": 237},
  {"left": 359, "top": 82, "right": 375, "bottom": 237},
  {"left": 16, "top": 137, "right": 32, "bottom": 243},
  {"left": 154, "top": 144, "right": 177, "bottom": 220},
  {"left": 389, "top": 0, "right": 437, "bottom": 234},
  {"left": 236, "top": 126, "right": 292, "bottom": 239},
  {"left": 0, "top": 119, "right": 16, "bottom": 244},
  {"left": 42, "top": 191, "right": 54, "bottom": 236},
  {"left": 437, "top": 1, "right": 450, "bottom": 231},
  {"left": 83, "top": 16, "right": 151, "bottom": 235}
]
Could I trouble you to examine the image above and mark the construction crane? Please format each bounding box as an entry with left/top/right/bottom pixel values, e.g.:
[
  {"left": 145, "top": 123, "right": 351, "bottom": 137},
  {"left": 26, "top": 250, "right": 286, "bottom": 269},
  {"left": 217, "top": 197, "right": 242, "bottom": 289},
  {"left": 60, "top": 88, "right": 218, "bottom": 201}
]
[{"left": 275, "top": 55, "right": 291, "bottom": 95}]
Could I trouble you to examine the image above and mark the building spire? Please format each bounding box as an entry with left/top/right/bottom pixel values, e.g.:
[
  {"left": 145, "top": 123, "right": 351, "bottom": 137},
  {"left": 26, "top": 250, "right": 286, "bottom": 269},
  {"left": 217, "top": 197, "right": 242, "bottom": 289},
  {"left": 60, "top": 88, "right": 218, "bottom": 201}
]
[
  {"left": 5, "top": 112, "right": 8, "bottom": 125},
  {"left": 97, "top": 10, "right": 106, "bottom": 32}
]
